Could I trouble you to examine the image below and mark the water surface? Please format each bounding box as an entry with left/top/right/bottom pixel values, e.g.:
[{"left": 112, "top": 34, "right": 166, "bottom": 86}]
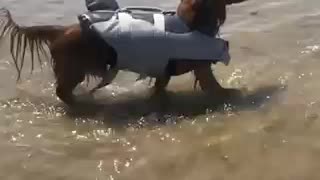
[{"left": 1, "top": 0, "right": 320, "bottom": 179}]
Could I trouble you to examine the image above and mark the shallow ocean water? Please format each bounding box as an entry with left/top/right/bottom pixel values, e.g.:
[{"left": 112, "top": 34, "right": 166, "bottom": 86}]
[{"left": 1, "top": 0, "right": 320, "bottom": 179}]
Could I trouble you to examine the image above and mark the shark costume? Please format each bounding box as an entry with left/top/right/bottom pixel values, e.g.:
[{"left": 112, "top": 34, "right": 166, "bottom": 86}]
[{"left": 79, "top": 5, "right": 231, "bottom": 77}]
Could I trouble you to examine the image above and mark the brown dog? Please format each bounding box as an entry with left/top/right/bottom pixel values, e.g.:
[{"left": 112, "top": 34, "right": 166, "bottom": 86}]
[{"left": 0, "top": 0, "right": 247, "bottom": 105}]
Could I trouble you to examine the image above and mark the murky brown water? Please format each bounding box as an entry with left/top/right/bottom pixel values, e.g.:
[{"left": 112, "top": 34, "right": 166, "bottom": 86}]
[{"left": 1, "top": 0, "right": 320, "bottom": 179}]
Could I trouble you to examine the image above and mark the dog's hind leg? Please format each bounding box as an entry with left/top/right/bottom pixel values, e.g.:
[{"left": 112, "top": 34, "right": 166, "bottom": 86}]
[
  {"left": 90, "top": 67, "right": 119, "bottom": 93},
  {"left": 152, "top": 76, "right": 171, "bottom": 95},
  {"left": 50, "top": 42, "right": 85, "bottom": 105},
  {"left": 54, "top": 57, "right": 86, "bottom": 105},
  {"left": 56, "top": 73, "right": 85, "bottom": 105}
]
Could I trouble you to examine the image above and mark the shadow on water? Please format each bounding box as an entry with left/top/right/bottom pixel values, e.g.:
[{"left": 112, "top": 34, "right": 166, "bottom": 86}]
[
  {"left": 0, "top": 83, "right": 286, "bottom": 130},
  {"left": 63, "top": 84, "right": 287, "bottom": 128}
]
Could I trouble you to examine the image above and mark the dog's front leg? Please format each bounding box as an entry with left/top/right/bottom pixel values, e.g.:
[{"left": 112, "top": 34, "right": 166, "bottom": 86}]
[
  {"left": 193, "top": 63, "right": 241, "bottom": 101},
  {"left": 148, "top": 75, "right": 171, "bottom": 110}
]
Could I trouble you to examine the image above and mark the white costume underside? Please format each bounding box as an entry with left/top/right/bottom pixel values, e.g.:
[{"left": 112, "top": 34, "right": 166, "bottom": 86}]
[{"left": 91, "top": 10, "right": 231, "bottom": 77}]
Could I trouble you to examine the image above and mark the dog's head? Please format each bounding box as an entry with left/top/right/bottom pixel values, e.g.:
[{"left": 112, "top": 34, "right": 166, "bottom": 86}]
[{"left": 177, "top": 0, "right": 247, "bottom": 35}]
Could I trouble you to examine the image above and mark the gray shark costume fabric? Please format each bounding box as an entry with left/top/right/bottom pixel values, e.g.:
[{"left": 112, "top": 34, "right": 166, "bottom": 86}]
[
  {"left": 80, "top": 1, "right": 231, "bottom": 77},
  {"left": 86, "top": 0, "right": 119, "bottom": 11}
]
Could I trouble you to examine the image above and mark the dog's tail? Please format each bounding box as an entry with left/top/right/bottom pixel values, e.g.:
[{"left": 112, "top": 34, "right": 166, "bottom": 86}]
[{"left": 0, "top": 8, "right": 66, "bottom": 80}]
